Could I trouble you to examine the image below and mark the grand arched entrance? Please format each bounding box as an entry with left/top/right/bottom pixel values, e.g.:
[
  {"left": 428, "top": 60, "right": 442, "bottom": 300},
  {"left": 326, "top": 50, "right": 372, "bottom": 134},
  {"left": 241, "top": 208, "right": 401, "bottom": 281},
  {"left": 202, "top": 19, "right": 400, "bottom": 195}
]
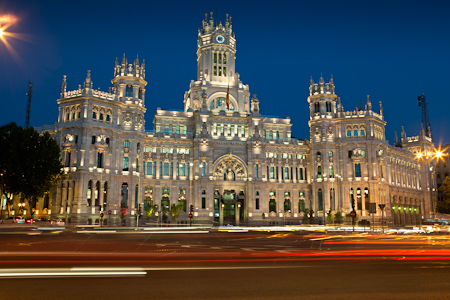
[{"left": 212, "top": 152, "right": 248, "bottom": 226}]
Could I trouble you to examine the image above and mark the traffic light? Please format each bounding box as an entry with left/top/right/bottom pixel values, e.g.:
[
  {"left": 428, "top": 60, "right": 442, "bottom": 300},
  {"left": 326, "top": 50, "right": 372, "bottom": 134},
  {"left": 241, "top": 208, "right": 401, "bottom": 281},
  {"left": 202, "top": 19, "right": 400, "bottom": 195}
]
[{"left": 190, "top": 205, "right": 194, "bottom": 213}]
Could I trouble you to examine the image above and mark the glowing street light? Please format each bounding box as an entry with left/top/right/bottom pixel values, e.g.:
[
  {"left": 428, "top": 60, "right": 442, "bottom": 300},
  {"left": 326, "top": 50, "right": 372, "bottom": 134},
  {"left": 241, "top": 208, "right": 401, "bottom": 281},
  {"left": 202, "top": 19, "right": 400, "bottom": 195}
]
[{"left": 415, "top": 148, "right": 447, "bottom": 219}]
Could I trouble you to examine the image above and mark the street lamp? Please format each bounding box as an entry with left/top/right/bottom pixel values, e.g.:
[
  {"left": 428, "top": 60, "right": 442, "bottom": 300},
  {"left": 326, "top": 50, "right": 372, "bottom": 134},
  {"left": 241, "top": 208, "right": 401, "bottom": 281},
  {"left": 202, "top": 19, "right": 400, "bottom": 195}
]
[
  {"left": 18, "top": 202, "right": 25, "bottom": 216},
  {"left": 416, "top": 149, "right": 446, "bottom": 219}
]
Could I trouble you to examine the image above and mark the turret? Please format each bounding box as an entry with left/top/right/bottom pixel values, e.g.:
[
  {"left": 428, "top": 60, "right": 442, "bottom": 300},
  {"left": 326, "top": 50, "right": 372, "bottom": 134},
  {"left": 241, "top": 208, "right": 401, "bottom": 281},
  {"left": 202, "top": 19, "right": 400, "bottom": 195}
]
[
  {"left": 111, "top": 54, "right": 147, "bottom": 105},
  {"left": 308, "top": 75, "right": 337, "bottom": 119}
]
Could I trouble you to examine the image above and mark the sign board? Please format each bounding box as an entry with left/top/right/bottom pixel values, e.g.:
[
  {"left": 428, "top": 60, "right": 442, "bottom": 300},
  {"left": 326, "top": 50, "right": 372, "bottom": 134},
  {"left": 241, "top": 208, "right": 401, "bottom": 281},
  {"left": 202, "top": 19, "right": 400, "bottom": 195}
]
[
  {"left": 378, "top": 204, "right": 386, "bottom": 211},
  {"left": 369, "top": 203, "right": 377, "bottom": 214},
  {"left": 189, "top": 212, "right": 193, "bottom": 219},
  {"left": 108, "top": 210, "right": 112, "bottom": 215},
  {"left": 100, "top": 213, "right": 104, "bottom": 218},
  {"left": 350, "top": 210, "right": 357, "bottom": 218}
]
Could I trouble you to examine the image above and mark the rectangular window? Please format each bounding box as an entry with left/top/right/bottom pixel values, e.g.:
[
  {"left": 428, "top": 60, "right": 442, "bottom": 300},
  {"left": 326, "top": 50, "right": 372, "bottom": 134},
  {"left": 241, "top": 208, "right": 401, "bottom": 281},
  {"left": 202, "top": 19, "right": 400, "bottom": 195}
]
[
  {"left": 220, "top": 124, "right": 224, "bottom": 134},
  {"left": 270, "top": 166, "right": 274, "bottom": 179},
  {"left": 284, "top": 167, "right": 289, "bottom": 179},
  {"left": 123, "top": 157, "right": 129, "bottom": 171},
  {"left": 214, "top": 66, "right": 217, "bottom": 76},
  {"left": 202, "top": 197, "right": 206, "bottom": 209},
  {"left": 202, "top": 162, "right": 206, "bottom": 177},
  {"left": 227, "top": 125, "right": 231, "bottom": 135},
  {"left": 255, "top": 164, "right": 259, "bottom": 178},
  {"left": 317, "top": 166, "right": 322, "bottom": 178},
  {"left": 179, "top": 163, "right": 186, "bottom": 176},
  {"left": 355, "top": 164, "right": 361, "bottom": 177},
  {"left": 183, "top": 125, "right": 187, "bottom": 134},
  {"left": 241, "top": 125, "right": 245, "bottom": 136},
  {"left": 176, "top": 124, "right": 180, "bottom": 134},
  {"left": 147, "top": 162, "right": 152, "bottom": 175},
  {"left": 169, "top": 124, "right": 172, "bottom": 133},
  {"left": 329, "top": 165, "right": 334, "bottom": 177},
  {"left": 234, "top": 125, "right": 238, "bottom": 135},
  {"left": 223, "top": 67, "right": 227, "bottom": 76},
  {"left": 213, "top": 123, "right": 217, "bottom": 134},
  {"left": 299, "top": 168, "right": 303, "bottom": 180},
  {"left": 163, "top": 162, "right": 169, "bottom": 176},
  {"left": 255, "top": 198, "right": 260, "bottom": 210},
  {"left": 328, "top": 151, "right": 333, "bottom": 157}
]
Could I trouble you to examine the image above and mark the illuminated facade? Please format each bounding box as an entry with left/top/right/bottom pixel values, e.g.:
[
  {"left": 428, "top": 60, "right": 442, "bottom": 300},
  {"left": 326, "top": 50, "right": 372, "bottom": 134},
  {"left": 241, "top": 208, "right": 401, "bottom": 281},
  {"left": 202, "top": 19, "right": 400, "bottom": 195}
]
[{"left": 31, "top": 14, "right": 436, "bottom": 226}]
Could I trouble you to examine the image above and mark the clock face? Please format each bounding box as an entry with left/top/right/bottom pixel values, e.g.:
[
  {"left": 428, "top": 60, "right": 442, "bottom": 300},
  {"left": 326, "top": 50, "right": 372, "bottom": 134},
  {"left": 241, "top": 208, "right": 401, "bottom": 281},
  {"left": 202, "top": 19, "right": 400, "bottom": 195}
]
[{"left": 216, "top": 35, "right": 225, "bottom": 43}]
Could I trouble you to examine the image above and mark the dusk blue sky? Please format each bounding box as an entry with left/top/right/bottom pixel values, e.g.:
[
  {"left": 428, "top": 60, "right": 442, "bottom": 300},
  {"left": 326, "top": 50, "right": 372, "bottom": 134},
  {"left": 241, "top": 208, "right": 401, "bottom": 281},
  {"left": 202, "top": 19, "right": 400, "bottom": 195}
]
[{"left": 1, "top": 0, "right": 449, "bottom": 146}]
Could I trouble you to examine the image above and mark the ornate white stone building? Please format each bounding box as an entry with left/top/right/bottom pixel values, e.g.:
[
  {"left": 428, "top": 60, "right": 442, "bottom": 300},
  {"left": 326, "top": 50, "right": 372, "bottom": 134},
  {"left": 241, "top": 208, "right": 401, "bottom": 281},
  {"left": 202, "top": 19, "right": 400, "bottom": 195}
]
[{"left": 31, "top": 13, "right": 436, "bottom": 226}]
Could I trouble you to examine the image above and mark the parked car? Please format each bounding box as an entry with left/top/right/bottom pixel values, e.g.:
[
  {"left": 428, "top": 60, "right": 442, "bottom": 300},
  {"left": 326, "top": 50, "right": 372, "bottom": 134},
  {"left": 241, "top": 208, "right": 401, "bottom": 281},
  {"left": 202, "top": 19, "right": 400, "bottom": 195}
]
[{"left": 6, "top": 216, "right": 24, "bottom": 223}]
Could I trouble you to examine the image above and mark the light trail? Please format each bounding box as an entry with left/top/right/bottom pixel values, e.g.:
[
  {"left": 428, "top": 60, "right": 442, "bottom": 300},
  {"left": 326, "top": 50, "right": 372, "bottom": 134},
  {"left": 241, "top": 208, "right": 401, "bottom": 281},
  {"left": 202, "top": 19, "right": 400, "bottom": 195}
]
[{"left": 0, "top": 267, "right": 146, "bottom": 278}]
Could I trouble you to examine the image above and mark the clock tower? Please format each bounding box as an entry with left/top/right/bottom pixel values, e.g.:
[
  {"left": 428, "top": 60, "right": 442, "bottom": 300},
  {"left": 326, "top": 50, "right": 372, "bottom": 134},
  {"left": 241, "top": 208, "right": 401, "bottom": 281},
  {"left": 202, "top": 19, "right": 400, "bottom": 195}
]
[
  {"left": 184, "top": 13, "right": 250, "bottom": 112},
  {"left": 197, "top": 12, "right": 236, "bottom": 83}
]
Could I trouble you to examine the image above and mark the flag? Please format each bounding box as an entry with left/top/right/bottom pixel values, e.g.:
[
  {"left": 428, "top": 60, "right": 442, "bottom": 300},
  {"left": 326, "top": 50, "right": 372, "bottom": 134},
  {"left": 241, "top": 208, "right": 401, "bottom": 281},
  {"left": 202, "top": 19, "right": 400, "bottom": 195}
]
[{"left": 226, "top": 84, "right": 230, "bottom": 110}]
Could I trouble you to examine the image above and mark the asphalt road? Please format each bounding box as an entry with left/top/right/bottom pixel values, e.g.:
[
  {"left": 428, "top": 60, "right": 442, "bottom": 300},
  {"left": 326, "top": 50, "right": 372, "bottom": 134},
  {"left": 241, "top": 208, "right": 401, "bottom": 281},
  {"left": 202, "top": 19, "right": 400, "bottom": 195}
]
[{"left": 0, "top": 226, "right": 449, "bottom": 299}]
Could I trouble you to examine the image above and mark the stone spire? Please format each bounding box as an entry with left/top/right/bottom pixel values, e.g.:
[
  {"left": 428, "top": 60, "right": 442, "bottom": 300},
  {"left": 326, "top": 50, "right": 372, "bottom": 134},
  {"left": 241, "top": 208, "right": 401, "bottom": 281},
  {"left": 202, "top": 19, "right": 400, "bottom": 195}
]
[
  {"left": 251, "top": 94, "right": 260, "bottom": 114},
  {"left": 379, "top": 101, "right": 383, "bottom": 116},
  {"left": 61, "top": 75, "right": 67, "bottom": 97},
  {"left": 83, "top": 70, "right": 92, "bottom": 91},
  {"left": 365, "top": 95, "right": 372, "bottom": 111}
]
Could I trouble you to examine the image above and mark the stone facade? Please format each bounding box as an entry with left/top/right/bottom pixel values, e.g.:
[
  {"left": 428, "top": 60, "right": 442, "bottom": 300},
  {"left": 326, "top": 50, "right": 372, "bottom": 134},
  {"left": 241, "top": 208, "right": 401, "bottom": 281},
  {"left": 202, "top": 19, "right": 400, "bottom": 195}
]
[{"left": 23, "top": 13, "right": 437, "bottom": 226}]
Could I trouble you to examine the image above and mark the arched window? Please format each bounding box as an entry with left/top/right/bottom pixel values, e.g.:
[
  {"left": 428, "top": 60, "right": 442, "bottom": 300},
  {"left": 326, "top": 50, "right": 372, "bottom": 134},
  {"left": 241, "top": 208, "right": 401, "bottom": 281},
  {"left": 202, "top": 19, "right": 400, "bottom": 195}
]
[
  {"left": 357, "top": 188, "right": 362, "bottom": 211},
  {"left": 121, "top": 183, "right": 128, "bottom": 207},
  {"left": 269, "top": 199, "right": 276, "bottom": 213},
  {"left": 284, "top": 197, "right": 291, "bottom": 212},
  {"left": 95, "top": 181, "right": 100, "bottom": 206},
  {"left": 330, "top": 188, "right": 335, "bottom": 210},
  {"left": 364, "top": 188, "right": 370, "bottom": 212},
  {"left": 350, "top": 188, "right": 354, "bottom": 211},
  {"left": 87, "top": 180, "right": 92, "bottom": 206},
  {"left": 298, "top": 199, "right": 305, "bottom": 213},
  {"left": 318, "top": 189, "right": 323, "bottom": 211}
]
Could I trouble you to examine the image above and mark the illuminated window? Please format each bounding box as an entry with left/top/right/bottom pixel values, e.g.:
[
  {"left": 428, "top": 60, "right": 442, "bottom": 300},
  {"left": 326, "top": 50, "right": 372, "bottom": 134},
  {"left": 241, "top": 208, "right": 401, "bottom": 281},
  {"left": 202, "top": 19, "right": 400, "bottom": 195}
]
[
  {"left": 123, "top": 157, "right": 129, "bottom": 171},
  {"left": 354, "top": 130, "right": 358, "bottom": 136},
  {"left": 355, "top": 163, "right": 361, "bottom": 177},
  {"left": 360, "top": 129, "right": 365, "bottom": 136},
  {"left": 318, "top": 189, "right": 323, "bottom": 211},
  {"left": 347, "top": 130, "right": 351, "bottom": 137}
]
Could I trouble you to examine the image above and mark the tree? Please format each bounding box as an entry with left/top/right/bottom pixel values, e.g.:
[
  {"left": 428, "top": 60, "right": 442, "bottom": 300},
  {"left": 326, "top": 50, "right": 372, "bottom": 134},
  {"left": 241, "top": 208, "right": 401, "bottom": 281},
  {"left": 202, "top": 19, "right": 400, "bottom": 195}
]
[
  {"left": 334, "top": 212, "right": 343, "bottom": 224},
  {"left": 438, "top": 176, "right": 450, "bottom": 214},
  {"left": 169, "top": 202, "right": 184, "bottom": 223},
  {"left": 0, "top": 122, "right": 62, "bottom": 217},
  {"left": 144, "top": 201, "right": 156, "bottom": 220}
]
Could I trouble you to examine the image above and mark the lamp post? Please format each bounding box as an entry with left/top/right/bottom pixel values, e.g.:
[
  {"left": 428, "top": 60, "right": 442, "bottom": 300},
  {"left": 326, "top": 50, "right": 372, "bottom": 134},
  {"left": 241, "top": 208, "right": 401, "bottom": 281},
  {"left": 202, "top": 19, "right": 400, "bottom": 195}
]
[
  {"left": 18, "top": 202, "right": 25, "bottom": 216},
  {"left": 416, "top": 150, "right": 444, "bottom": 220}
]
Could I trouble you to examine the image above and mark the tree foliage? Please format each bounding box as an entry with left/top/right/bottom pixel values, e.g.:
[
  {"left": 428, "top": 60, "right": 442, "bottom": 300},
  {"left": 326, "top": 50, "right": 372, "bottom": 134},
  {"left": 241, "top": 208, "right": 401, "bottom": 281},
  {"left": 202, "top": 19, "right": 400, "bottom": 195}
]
[
  {"left": 0, "top": 122, "right": 62, "bottom": 215},
  {"left": 438, "top": 176, "right": 450, "bottom": 214},
  {"left": 169, "top": 202, "right": 184, "bottom": 223}
]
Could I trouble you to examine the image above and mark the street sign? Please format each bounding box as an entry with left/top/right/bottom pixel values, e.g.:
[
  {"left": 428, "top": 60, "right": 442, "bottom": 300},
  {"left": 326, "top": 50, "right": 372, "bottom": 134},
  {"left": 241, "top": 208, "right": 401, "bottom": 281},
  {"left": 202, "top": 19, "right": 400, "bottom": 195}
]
[
  {"left": 378, "top": 204, "right": 386, "bottom": 211},
  {"left": 350, "top": 211, "right": 357, "bottom": 218},
  {"left": 189, "top": 212, "right": 193, "bottom": 219},
  {"left": 108, "top": 210, "right": 112, "bottom": 215},
  {"left": 369, "top": 203, "right": 377, "bottom": 214},
  {"left": 100, "top": 213, "right": 104, "bottom": 218}
]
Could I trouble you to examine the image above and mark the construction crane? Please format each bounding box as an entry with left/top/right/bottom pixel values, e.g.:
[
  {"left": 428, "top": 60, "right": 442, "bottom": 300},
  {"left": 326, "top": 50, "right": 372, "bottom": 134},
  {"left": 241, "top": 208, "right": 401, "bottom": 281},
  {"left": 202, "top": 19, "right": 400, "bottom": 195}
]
[
  {"left": 25, "top": 81, "right": 32, "bottom": 129},
  {"left": 418, "top": 93, "right": 432, "bottom": 138}
]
